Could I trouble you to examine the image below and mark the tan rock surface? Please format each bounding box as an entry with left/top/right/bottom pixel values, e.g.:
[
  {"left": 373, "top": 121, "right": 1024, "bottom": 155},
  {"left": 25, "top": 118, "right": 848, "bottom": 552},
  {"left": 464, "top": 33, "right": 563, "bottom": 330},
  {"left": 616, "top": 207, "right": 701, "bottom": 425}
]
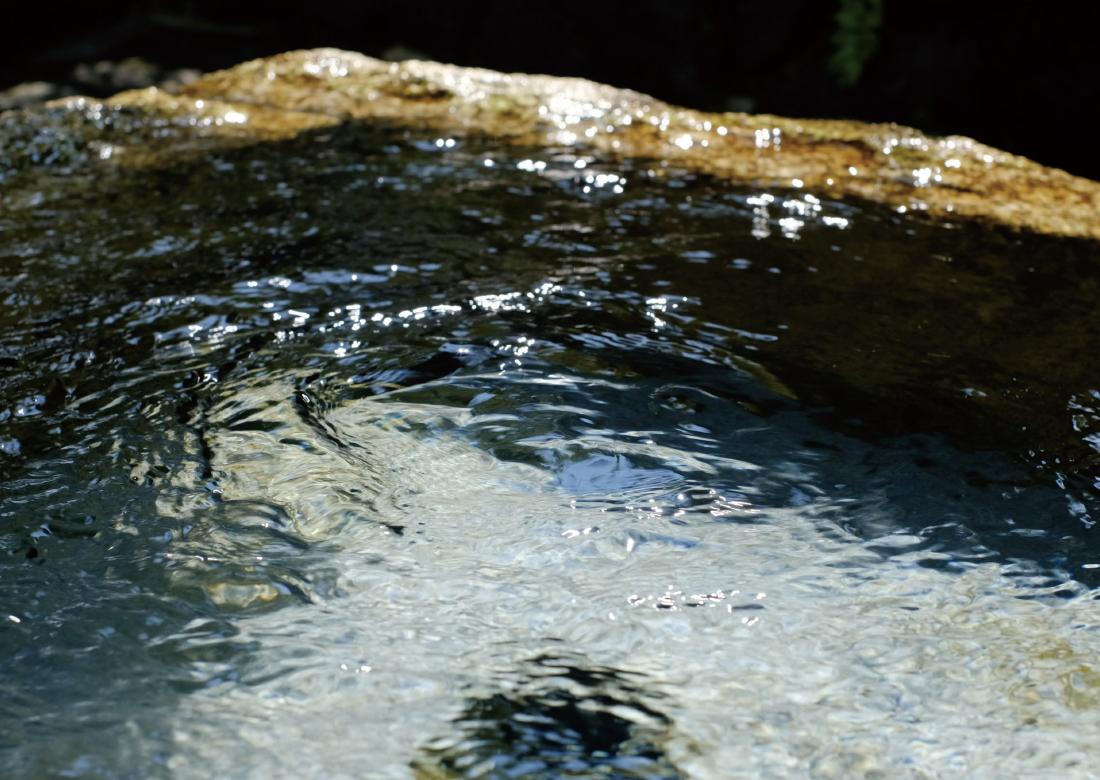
[{"left": 49, "top": 47, "right": 1100, "bottom": 241}]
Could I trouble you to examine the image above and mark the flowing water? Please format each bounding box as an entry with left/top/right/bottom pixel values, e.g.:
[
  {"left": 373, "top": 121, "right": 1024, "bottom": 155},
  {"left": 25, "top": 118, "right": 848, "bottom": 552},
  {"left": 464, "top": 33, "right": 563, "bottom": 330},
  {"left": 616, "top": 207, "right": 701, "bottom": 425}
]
[{"left": 2, "top": 115, "right": 1100, "bottom": 779}]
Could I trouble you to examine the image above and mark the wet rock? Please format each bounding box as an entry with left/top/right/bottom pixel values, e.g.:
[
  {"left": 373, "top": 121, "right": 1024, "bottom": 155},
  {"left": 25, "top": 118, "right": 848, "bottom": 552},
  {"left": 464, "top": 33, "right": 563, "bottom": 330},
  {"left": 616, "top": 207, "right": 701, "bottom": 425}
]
[{"left": 40, "top": 47, "right": 1099, "bottom": 240}]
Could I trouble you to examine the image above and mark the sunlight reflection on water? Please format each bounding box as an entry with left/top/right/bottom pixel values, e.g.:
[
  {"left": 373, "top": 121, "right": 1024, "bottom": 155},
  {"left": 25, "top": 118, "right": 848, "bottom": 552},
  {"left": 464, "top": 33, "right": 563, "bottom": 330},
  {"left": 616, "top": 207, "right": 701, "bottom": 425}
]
[{"left": 1, "top": 118, "right": 1100, "bottom": 779}]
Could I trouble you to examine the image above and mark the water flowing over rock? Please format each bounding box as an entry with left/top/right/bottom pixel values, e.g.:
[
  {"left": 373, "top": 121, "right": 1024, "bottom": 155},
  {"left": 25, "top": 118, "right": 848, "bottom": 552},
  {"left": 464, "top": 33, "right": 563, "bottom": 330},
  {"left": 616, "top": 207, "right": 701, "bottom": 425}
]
[
  {"left": 32, "top": 47, "right": 1100, "bottom": 241},
  {"left": 5, "top": 48, "right": 1100, "bottom": 780}
]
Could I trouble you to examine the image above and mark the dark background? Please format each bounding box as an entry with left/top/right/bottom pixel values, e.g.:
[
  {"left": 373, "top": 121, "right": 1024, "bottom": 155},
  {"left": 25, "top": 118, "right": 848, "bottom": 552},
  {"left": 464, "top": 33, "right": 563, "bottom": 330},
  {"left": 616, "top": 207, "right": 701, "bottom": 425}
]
[{"left": 2, "top": 1, "right": 1097, "bottom": 181}]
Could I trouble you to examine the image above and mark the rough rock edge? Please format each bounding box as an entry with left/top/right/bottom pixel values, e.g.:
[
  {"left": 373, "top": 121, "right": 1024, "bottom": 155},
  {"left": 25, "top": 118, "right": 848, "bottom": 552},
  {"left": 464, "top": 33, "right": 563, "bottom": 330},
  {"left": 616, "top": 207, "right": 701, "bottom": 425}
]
[{"left": 49, "top": 47, "right": 1100, "bottom": 241}]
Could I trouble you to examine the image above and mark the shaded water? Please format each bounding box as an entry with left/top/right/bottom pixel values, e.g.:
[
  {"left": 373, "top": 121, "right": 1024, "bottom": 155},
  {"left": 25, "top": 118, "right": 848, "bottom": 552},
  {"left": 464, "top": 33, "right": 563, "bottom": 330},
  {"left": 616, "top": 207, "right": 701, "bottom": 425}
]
[{"left": 2, "top": 117, "right": 1100, "bottom": 778}]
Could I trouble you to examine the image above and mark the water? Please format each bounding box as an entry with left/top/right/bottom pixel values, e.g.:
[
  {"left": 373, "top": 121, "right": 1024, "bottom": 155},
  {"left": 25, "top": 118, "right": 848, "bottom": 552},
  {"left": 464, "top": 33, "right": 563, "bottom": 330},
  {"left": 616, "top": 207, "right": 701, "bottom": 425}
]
[{"left": 2, "top": 117, "right": 1100, "bottom": 779}]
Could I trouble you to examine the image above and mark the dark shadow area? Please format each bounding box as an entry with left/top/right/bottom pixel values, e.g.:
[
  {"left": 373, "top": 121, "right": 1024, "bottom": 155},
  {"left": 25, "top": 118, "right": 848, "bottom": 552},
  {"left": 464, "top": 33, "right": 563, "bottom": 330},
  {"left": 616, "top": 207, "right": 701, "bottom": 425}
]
[
  {"left": 414, "top": 655, "right": 681, "bottom": 779},
  {"left": 1, "top": 1, "right": 1098, "bottom": 180}
]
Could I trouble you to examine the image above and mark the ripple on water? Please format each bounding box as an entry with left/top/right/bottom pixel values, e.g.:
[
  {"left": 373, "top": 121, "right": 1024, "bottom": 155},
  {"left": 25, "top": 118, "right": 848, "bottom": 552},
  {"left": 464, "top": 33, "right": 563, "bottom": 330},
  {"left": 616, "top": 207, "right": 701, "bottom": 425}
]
[{"left": 1, "top": 124, "right": 1100, "bottom": 779}]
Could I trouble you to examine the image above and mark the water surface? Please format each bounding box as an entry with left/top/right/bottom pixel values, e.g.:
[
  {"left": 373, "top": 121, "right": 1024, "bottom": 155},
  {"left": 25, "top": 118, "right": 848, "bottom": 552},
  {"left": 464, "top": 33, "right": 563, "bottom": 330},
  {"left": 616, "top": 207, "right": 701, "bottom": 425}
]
[{"left": 2, "top": 117, "right": 1100, "bottom": 779}]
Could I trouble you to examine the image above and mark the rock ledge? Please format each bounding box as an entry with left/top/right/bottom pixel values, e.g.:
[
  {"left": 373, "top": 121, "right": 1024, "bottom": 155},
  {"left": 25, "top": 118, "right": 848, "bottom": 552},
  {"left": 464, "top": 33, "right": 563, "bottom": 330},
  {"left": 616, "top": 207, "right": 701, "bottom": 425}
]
[{"left": 47, "top": 47, "right": 1100, "bottom": 241}]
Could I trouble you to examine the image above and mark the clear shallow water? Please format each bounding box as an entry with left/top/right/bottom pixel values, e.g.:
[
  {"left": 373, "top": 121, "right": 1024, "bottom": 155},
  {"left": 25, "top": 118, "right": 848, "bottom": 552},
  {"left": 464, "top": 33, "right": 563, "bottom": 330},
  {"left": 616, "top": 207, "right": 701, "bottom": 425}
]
[{"left": 2, "top": 119, "right": 1100, "bottom": 778}]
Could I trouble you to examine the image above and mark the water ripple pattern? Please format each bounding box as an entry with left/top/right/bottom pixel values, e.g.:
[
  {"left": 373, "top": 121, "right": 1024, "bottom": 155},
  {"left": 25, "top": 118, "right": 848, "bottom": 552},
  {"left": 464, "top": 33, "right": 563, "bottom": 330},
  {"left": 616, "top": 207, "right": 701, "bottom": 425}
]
[{"left": 1, "top": 120, "right": 1099, "bottom": 779}]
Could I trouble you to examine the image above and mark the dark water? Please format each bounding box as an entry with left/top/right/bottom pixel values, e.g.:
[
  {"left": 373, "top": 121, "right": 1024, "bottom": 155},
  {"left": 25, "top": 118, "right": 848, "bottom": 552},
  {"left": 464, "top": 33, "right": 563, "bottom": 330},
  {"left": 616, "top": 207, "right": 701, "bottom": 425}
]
[{"left": 2, "top": 117, "right": 1100, "bottom": 778}]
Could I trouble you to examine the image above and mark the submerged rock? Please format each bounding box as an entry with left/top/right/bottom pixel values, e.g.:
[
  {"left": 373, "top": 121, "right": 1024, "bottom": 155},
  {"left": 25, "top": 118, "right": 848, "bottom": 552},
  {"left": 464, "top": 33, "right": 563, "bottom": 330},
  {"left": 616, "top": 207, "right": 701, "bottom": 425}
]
[{"left": 36, "top": 46, "right": 1100, "bottom": 241}]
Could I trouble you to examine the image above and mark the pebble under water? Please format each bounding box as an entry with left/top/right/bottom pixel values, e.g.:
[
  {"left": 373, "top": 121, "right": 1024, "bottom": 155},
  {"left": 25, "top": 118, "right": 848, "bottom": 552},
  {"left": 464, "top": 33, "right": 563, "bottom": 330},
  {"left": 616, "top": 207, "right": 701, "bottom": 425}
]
[{"left": 2, "top": 121, "right": 1100, "bottom": 779}]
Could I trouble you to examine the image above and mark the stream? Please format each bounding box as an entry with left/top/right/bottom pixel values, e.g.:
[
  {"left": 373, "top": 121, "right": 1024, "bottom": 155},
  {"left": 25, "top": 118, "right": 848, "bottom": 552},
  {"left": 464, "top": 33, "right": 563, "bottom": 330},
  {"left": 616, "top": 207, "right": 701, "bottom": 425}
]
[{"left": 2, "top": 118, "right": 1099, "bottom": 779}]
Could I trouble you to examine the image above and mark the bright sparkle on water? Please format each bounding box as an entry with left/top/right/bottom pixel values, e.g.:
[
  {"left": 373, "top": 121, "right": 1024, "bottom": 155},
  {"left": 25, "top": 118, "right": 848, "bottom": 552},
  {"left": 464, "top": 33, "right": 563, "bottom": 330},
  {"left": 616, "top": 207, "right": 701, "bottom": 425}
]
[{"left": 1, "top": 114, "right": 1099, "bottom": 779}]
